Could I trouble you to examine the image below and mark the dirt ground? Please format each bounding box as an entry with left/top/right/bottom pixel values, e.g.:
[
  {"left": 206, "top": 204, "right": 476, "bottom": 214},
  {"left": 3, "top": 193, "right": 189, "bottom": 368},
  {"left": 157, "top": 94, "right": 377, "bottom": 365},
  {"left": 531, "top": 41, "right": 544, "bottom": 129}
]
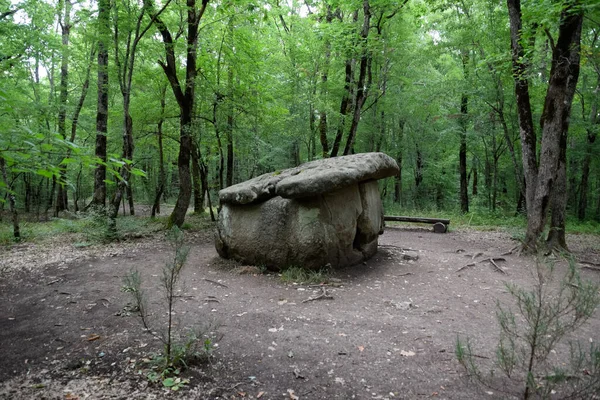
[{"left": 0, "top": 222, "right": 599, "bottom": 400}]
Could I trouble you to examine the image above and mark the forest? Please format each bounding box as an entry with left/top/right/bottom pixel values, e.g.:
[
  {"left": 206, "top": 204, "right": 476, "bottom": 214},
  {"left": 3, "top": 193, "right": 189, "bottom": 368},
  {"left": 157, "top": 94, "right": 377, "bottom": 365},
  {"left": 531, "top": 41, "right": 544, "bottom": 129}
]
[{"left": 1, "top": 0, "right": 599, "bottom": 250}]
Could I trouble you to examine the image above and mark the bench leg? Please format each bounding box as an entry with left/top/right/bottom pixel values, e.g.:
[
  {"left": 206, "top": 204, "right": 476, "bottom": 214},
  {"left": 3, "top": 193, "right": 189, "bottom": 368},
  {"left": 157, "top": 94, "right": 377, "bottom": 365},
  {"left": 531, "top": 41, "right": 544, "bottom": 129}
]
[{"left": 433, "top": 222, "right": 447, "bottom": 233}]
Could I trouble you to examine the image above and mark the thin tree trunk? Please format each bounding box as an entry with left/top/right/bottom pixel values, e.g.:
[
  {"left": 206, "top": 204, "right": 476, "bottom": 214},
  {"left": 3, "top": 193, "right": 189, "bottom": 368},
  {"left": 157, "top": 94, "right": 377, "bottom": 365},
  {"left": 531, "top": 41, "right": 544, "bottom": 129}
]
[
  {"left": 191, "top": 143, "right": 205, "bottom": 213},
  {"left": 318, "top": 8, "right": 332, "bottom": 159},
  {"left": 55, "top": 0, "right": 71, "bottom": 216},
  {"left": 343, "top": 0, "right": 372, "bottom": 156},
  {"left": 330, "top": 58, "right": 354, "bottom": 158},
  {"left": 151, "top": 86, "right": 167, "bottom": 218},
  {"left": 92, "top": 0, "right": 110, "bottom": 211},
  {"left": 0, "top": 157, "right": 19, "bottom": 240},
  {"left": 507, "top": 0, "right": 537, "bottom": 219},
  {"left": 459, "top": 50, "right": 469, "bottom": 213},
  {"left": 578, "top": 78, "right": 599, "bottom": 220},
  {"left": 472, "top": 162, "right": 478, "bottom": 196},
  {"left": 394, "top": 119, "right": 404, "bottom": 204}
]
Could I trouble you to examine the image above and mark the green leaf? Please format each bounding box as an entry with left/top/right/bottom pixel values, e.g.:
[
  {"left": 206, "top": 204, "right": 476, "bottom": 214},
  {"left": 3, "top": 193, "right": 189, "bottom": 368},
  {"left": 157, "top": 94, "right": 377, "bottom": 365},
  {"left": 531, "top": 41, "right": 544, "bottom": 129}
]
[
  {"left": 162, "top": 377, "right": 176, "bottom": 387},
  {"left": 59, "top": 158, "right": 77, "bottom": 165},
  {"left": 36, "top": 169, "right": 54, "bottom": 178},
  {"left": 130, "top": 168, "right": 146, "bottom": 177}
]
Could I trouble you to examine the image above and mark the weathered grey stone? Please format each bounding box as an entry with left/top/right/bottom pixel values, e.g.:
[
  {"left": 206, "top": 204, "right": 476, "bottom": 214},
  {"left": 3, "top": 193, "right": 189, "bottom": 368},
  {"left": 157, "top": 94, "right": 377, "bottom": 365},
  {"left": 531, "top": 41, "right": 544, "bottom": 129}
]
[
  {"left": 216, "top": 152, "right": 399, "bottom": 270},
  {"left": 219, "top": 152, "right": 399, "bottom": 205},
  {"left": 216, "top": 182, "right": 384, "bottom": 270}
]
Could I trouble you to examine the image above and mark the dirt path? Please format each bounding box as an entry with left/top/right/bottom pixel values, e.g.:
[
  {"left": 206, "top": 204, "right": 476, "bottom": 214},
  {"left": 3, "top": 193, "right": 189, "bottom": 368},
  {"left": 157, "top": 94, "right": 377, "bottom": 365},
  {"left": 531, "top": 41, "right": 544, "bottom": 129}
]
[{"left": 0, "top": 226, "right": 599, "bottom": 399}]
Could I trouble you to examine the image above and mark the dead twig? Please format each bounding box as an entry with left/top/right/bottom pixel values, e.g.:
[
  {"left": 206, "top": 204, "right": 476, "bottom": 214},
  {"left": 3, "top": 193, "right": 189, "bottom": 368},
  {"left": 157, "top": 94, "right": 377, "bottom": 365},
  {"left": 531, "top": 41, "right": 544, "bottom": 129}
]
[
  {"left": 302, "top": 287, "right": 333, "bottom": 303},
  {"left": 203, "top": 296, "right": 219, "bottom": 303},
  {"left": 581, "top": 264, "right": 600, "bottom": 272},
  {"left": 487, "top": 258, "right": 507, "bottom": 274},
  {"left": 204, "top": 278, "right": 228, "bottom": 288},
  {"left": 456, "top": 263, "right": 476, "bottom": 272},
  {"left": 456, "top": 257, "right": 507, "bottom": 274},
  {"left": 501, "top": 245, "right": 521, "bottom": 256}
]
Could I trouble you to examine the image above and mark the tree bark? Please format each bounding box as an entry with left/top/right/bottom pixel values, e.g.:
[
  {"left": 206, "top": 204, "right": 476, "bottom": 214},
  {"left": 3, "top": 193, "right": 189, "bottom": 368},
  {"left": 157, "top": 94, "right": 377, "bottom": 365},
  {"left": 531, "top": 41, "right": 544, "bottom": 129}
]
[
  {"left": 92, "top": 0, "right": 110, "bottom": 211},
  {"left": 546, "top": 131, "right": 568, "bottom": 250},
  {"left": 0, "top": 157, "right": 20, "bottom": 240},
  {"left": 151, "top": 0, "right": 208, "bottom": 228},
  {"left": 527, "top": 4, "right": 583, "bottom": 251},
  {"left": 330, "top": 57, "right": 354, "bottom": 158},
  {"left": 578, "top": 77, "right": 599, "bottom": 220},
  {"left": 55, "top": 0, "right": 71, "bottom": 216},
  {"left": 191, "top": 143, "right": 205, "bottom": 213},
  {"left": 318, "top": 9, "right": 332, "bottom": 158},
  {"left": 394, "top": 119, "right": 404, "bottom": 203},
  {"left": 343, "top": 0, "right": 372, "bottom": 156},
  {"left": 507, "top": 0, "right": 583, "bottom": 252},
  {"left": 507, "top": 0, "right": 537, "bottom": 217},
  {"left": 151, "top": 86, "right": 167, "bottom": 218}
]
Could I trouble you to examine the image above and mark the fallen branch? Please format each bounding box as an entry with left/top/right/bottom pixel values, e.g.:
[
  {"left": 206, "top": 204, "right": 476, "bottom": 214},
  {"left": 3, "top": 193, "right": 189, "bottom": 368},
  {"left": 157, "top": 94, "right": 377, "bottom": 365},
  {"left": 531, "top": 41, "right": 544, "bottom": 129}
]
[
  {"left": 488, "top": 258, "right": 506, "bottom": 274},
  {"left": 456, "top": 257, "right": 507, "bottom": 274},
  {"left": 302, "top": 287, "right": 333, "bottom": 303},
  {"left": 204, "top": 278, "right": 228, "bottom": 288},
  {"left": 501, "top": 245, "right": 521, "bottom": 256},
  {"left": 456, "top": 263, "right": 476, "bottom": 273},
  {"left": 580, "top": 264, "right": 600, "bottom": 272}
]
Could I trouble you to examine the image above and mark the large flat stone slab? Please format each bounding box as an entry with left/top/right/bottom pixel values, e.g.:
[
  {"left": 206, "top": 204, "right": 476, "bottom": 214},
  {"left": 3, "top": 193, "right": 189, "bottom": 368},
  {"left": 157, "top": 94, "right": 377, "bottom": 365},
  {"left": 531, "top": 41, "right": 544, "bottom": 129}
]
[
  {"left": 219, "top": 152, "right": 399, "bottom": 205},
  {"left": 216, "top": 152, "right": 399, "bottom": 270}
]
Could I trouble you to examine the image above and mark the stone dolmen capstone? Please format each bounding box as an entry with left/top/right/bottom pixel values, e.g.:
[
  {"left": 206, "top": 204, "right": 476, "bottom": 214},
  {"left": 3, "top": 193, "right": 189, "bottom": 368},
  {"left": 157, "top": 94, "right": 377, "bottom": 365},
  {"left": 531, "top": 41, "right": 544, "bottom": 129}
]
[{"left": 215, "top": 152, "right": 399, "bottom": 270}]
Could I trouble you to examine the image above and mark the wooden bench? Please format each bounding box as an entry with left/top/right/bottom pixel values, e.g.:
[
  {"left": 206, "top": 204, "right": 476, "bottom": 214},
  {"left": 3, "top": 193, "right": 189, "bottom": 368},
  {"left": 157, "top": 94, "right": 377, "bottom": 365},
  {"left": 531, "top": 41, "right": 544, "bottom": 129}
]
[{"left": 384, "top": 216, "right": 450, "bottom": 233}]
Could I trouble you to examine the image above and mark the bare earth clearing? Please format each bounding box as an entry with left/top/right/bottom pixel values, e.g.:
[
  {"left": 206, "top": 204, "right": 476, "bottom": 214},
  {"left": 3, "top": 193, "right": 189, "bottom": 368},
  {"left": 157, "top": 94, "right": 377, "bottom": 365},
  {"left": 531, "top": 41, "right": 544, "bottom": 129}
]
[{"left": 1, "top": 222, "right": 599, "bottom": 400}]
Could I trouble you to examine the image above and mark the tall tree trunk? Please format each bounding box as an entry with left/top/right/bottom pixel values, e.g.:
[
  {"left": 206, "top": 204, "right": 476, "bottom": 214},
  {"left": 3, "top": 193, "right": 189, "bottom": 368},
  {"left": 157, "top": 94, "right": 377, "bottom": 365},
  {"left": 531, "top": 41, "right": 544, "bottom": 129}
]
[
  {"left": 394, "top": 119, "right": 404, "bottom": 203},
  {"left": 415, "top": 143, "right": 423, "bottom": 188},
  {"left": 507, "top": 0, "right": 537, "bottom": 219},
  {"left": 472, "top": 161, "right": 478, "bottom": 196},
  {"left": 225, "top": 16, "right": 234, "bottom": 187},
  {"left": 318, "top": 7, "right": 334, "bottom": 158},
  {"left": 459, "top": 50, "right": 469, "bottom": 213},
  {"left": 459, "top": 95, "right": 469, "bottom": 213},
  {"left": 578, "top": 77, "right": 599, "bottom": 220},
  {"left": 92, "top": 0, "right": 110, "bottom": 211},
  {"left": 547, "top": 131, "right": 568, "bottom": 250},
  {"left": 528, "top": 5, "right": 583, "bottom": 251},
  {"left": 578, "top": 130, "right": 596, "bottom": 220},
  {"left": 151, "top": 0, "right": 209, "bottom": 228},
  {"left": 330, "top": 57, "right": 354, "bottom": 158},
  {"left": 0, "top": 157, "right": 20, "bottom": 240},
  {"left": 191, "top": 143, "right": 205, "bottom": 213},
  {"left": 55, "top": 0, "right": 71, "bottom": 216},
  {"left": 343, "top": 0, "right": 372, "bottom": 156},
  {"left": 110, "top": 0, "right": 164, "bottom": 223},
  {"left": 507, "top": 0, "right": 583, "bottom": 252},
  {"left": 151, "top": 86, "right": 167, "bottom": 218}
]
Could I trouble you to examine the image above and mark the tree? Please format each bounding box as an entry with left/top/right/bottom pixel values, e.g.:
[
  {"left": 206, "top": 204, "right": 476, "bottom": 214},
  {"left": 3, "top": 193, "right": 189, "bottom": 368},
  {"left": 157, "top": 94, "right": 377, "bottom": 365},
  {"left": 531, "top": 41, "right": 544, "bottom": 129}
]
[
  {"left": 507, "top": 0, "right": 584, "bottom": 251},
  {"left": 91, "top": 0, "right": 111, "bottom": 210},
  {"left": 148, "top": 0, "right": 209, "bottom": 228},
  {"left": 108, "top": 0, "right": 168, "bottom": 225}
]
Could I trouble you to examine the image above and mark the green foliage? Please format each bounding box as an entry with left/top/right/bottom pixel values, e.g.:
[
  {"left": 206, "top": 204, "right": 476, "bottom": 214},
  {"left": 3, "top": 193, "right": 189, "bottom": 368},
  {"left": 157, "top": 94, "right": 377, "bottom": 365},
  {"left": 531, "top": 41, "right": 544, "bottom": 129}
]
[
  {"left": 456, "top": 257, "right": 600, "bottom": 399},
  {"left": 122, "top": 227, "right": 218, "bottom": 386},
  {"left": 280, "top": 265, "right": 331, "bottom": 285}
]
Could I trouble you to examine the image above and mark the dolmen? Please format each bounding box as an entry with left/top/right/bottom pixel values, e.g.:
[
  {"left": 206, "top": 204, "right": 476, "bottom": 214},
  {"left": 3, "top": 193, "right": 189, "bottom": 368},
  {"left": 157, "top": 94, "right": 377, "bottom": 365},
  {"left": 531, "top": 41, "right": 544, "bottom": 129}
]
[{"left": 215, "top": 152, "right": 399, "bottom": 270}]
